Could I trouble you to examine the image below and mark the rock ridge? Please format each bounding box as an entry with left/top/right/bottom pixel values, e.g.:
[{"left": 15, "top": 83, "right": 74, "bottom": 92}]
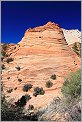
[{"left": 25, "top": 21, "right": 61, "bottom": 33}]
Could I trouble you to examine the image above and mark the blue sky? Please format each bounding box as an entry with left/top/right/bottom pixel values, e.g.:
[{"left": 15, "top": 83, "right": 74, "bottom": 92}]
[{"left": 1, "top": 1, "right": 81, "bottom": 44}]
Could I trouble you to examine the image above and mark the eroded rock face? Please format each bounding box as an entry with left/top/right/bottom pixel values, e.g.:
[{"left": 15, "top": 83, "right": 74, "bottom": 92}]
[
  {"left": 62, "top": 29, "right": 81, "bottom": 45},
  {"left": 2, "top": 22, "right": 80, "bottom": 109}
]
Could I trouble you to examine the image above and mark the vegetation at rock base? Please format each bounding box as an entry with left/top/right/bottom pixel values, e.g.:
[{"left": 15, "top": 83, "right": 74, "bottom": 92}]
[
  {"left": 36, "top": 69, "right": 81, "bottom": 121},
  {"left": 37, "top": 97, "right": 81, "bottom": 121},
  {"left": 1, "top": 94, "right": 38, "bottom": 121},
  {"left": 61, "top": 69, "right": 81, "bottom": 100},
  {"left": 33, "top": 92, "right": 38, "bottom": 97},
  {"left": 15, "top": 94, "right": 31, "bottom": 107},
  {"left": 2, "top": 93, "right": 80, "bottom": 121},
  {"left": 33, "top": 87, "right": 45, "bottom": 97},
  {"left": 24, "top": 94, "right": 31, "bottom": 101},
  {"left": 46, "top": 80, "right": 53, "bottom": 88},
  {"left": 23, "top": 84, "right": 32, "bottom": 92},
  {"left": 50, "top": 74, "right": 56, "bottom": 80}
]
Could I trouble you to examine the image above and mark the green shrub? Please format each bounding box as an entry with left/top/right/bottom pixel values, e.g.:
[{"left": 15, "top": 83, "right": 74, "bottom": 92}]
[
  {"left": 6, "top": 58, "right": 14, "bottom": 63},
  {"left": 15, "top": 94, "right": 31, "bottom": 107},
  {"left": 33, "top": 92, "right": 38, "bottom": 97},
  {"left": 46, "top": 80, "right": 53, "bottom": 88},
  {"left": 40, "top": 90, "right": 45, "bottom": 95},
  {"left": 24, "top": 94, "right": 31, "bottom": 101},
  {"left": 33, "top": 87, "right": 45, "bottom": 97},
  {"left": 1, "top": 94, "right": 38, "bottom": 121},
  {"left": 61, "top": 69, "right": 81, "bottom": 99},
  {"left": 1, "top": 86, "right": 38, "bottom": 121},
  {"left": 15, "top": 66, "right": 20, "bottom": 71},
  {"left": 23, "top": 84, "right": 32, "bottom": 92},
  {"left": 50, "top": 74, "right": 56, "bottom": 80}
]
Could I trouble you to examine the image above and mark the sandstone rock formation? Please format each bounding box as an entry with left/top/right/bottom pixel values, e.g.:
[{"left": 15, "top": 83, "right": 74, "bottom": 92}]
[
  {"left": 2, "top": 22, "right": 80, "bottom": 109},
  {"left": 62, "top": 28, "right": 81, "bottom": 45}
]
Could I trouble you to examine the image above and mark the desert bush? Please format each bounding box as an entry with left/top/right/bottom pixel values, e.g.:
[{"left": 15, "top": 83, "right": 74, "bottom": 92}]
[
  {"left": 6, "top": 57, "right": 14, "bottom": 63},
  {"left": 40, "top": 89, "right": 45, "bottom": 95},
  {"left": 18, "top": 78, "right": 22, "bottom": 82},
  {"left": 69, "top": 102, "right": 81, "bottom": 121},
  {"left": 7, "top": 88, "right": 13, "bottom": 93},
  {"left": 46, "top": 80, "right": 53, "bottom": 88},
  {"left": 23, "top": 84, "right": 32, "bottom": 92},
  {"left": 37, "top": 97, "right": 81, "bottom": 121},
  {"left": 1, "top": 82, "right": 38, "bottom": 121},
  {"left": 61, "top": 69, "right": 81, "bottom": 99},
  {"left": 50, "top": 74, "right": 56, "bottom": 80},
  {"left": 15, "top": 66, "right": 20, "bottom": 71},
  {"left": 15, "top": 94, "right": 31, "bottom": 107},
  {"left": 33, "top": 87, "right": 45, "bottom": 97},
  {"left": 24, "top": 94, "right": 31, "bottom": 101},
  {"left": 1, "top": 94, "right": 38, "bottom": 121},
  {"left": 1, "top": 94, "right": 23, "bottom": 121},
  {"left": 33, "top": 92, "right": 38, "bottom": 97}
]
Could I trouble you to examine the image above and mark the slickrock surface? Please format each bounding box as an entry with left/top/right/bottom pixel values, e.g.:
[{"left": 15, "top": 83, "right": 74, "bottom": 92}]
[
  {"left": 62, "top": 29, "right": 81, "bottom": 45},
  {"left": 2, "top": 22, "right": 80, "bottom": 109}
]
